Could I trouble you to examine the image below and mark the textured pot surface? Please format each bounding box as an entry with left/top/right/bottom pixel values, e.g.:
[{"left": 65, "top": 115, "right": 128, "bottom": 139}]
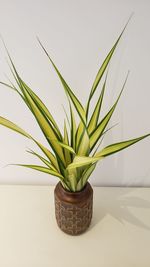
[{"left": 54, "top": 182, "right": 93, "bottom": 235}]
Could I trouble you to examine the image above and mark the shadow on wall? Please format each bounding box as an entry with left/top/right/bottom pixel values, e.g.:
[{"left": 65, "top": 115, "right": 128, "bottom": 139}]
[{"left": 90, "top": 187, "right": 150, "bottom": 232}]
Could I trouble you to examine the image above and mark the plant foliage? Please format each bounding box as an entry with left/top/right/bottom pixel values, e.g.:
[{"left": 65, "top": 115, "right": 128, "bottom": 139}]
[{"left": 0, "top": 22, "right": 149, "bottom": 191}]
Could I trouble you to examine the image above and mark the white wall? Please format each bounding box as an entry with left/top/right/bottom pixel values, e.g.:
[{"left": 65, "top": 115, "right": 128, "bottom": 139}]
[{"left": 0, "top": 0, "right": 150, "bottom": 186}]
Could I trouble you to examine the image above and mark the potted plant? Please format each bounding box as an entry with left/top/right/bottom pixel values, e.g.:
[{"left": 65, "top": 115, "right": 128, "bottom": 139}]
[{"left": 0, "top": 21, "right": 149, "bottom": 235}]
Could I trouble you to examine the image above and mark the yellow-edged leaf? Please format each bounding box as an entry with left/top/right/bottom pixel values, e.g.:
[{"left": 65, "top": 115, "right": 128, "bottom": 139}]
[
  {"left": 62, "top": 105, "right": 71, "bottom": 128},
  {"left": 69, "top": 103, "right": 77, "bottom": 151},
  {"left": 57, "top": 140, "right": 75, "bottom": 154},
  {"left": 95, "top": 134, "right": 150, "bottom": 158},
  {"left": 63, "top": 120, "right": 72, "bottom": 165},
  {"left": 0, "top": 115, "right": 60, "bottom": 171},
  {"left": 18, "top": 79, "right": 66, "bottom": 166},
  {"left": 32, "top": 140, "right": 60, "bottom": 171},
  {"left": 90, "top": 73, "right": 129, "bottom": 151},
  {"left": 4, "top": 48, "right": 66, "bottom": 167},
  {"left": 92, "top": 123, "right": 118, "bottom": 156},
  {"left": 75, "top": 121, "right": 83, "bottom": 151},
  {"left": 65, "top": 168, "right": 78, "bottom": 192},
  {"left": 0, "top": 116, "right": 31, "bottom": 138},
  {"left": 14, "top": 164, "right": 64, "bottom": 179},
  {"left": 27, "top": 149, "right": 57, "bottom": 171},
  {"left": 88, "top": 75, "right": 107, "bottom": 135},
  {"left": 76, "top": 124, "right": 90, "bottom": 156},
  {"left": 37, "top": 38, "right": 86, "bottom": 125},
  {"left": 76, "top": 163, "right": 96, "bottom": 191},
  {"left": 0, "top": 81, "right": 19, "bottom": 93},
  {"left": 86, "top": 16, "right": 132, "bottom": 118},
  {"left": 21, "top": 79, "right": 62, "bottom": 139},
  {"left": 67, "top": 155, "right": 99, "bottom": 170}
]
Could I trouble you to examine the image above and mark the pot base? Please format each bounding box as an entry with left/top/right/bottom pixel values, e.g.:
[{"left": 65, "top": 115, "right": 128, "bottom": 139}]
[{"left": 54, "top": 182, "right": 93, "bottom": 235}]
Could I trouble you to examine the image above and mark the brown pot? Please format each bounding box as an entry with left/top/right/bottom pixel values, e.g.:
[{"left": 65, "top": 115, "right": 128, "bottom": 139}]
[{"left": 54, "top": 182, "right": 93, "bottom": 235}]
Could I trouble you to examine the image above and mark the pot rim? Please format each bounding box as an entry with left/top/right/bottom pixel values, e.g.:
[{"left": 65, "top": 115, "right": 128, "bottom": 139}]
[
  {"left": 59, "top": 181, "right": 89, "bottom": 194},
  {"left": 54, "top": 181, "right": 93, "bottom": 204}
]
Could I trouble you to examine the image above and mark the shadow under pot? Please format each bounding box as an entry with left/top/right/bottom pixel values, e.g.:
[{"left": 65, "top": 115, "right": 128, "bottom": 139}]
[{"left": 54, "top": 182, "right": 93, "bottom": 235}]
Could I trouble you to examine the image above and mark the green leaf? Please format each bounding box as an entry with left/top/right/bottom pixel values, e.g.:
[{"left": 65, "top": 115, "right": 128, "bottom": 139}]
[
  {"left": 62, "top": 105, "right": 71, "bottom": 128},
  {"left": 24, "top": 88, "right": 66, "bottom": 165},
  {"left": 90, "top": 73, "right": 129, "bottom": 151},
  {"left": 69, "top": 102, "right": 77, "bottom": 151},
  {"left": 87, "top": 74, "right": 107, "bottom": 135},
  {"left": 56, "top": 140, "right": 75, "bottom": 154},
  {"left": 0, "top": 115, "right": 60, "bottom": 171},
  {"left": 0, "top": 80, "right": 33, "bottom": 111},
  {"left": 27, "top": 149, "right": 57, "bottom": 171},
  {"left": 65, "top": 168, "right": 78, "bottom": 192},
  {"left": 63, "top": 120, "right": 72, "bottom": 165},
  {"left": 4, "top": 46, "right": 66, "bottom": 167},
  {"left": 76, "top": 123, "right": 90, "bottom": 156},
  {"left": 0, "top": 116, "right": 31, "bottom": 138},
  {"left": 86, "top": 17, "right": 132, "bottom": 118},
  {"left": 92, "top": 123, "right": 119, "bottom": 156},
  {"left": 37, "top": 38, "right": 86, "bottom": 125},
  {"left": 81, "top": 164, "right": 96, "bottom": 187},
  {"left": 32, "top": 140, "right": 60, "bottom": 171},
  {"left": 75, "top": 121, "right": 82, "bottom": 152},
  {"left": 75, "top": 117, "right": 90, "bottom": 157},
  {"left": 21, "top": 80, "right": 62, "bottom": 139},
  {"left": 0, "top": 80, "right": 19, "bottom": 92},
  {"left": 14, "top": 164, "right": 64, "bottom": 179},
  {"left": 18, "top": 79, "right": 66, "bottom": 167},
  {"left": 67, "top": 155, "right": 99, "bottom": 170},
  {"left": 95, "top": 133, "right": 150, "bottom": 158},
  {"left": 76, "top": 164, "right": 96, "bottom": 191}
]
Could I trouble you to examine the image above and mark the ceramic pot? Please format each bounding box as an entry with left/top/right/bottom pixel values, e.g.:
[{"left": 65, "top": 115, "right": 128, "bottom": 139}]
[{"left": 54, "top": 182, "right": 93, "bottom": 235}]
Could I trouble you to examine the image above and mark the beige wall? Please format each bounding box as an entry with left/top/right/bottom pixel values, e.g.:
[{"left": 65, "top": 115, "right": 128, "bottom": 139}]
[{"left": 0, "top": 0, "right": 150, "bottom": 186}]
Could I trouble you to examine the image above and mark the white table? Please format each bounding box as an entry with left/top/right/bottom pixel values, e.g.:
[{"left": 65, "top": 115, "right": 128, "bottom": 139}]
[{"left": 0, "top": 185, "right": 150, "bottom": 267}]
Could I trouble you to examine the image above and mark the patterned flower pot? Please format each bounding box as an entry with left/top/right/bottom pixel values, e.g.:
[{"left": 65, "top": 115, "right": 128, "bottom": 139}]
[{"left": 54, "top": 182, "right": 93, "bottom": 235}]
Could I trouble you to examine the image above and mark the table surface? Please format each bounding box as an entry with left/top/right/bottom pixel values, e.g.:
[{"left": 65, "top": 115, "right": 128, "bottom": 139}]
[{"left": 0, "top": 185, "right": 150, "bottom": 267}]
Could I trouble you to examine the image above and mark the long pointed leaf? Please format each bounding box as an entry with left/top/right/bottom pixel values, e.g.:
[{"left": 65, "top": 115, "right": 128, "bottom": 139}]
[
  {"left": 14, "top": 164, "right": 64, "bottom": 179},
  {"left": 23, "top": 88, "right": 65, "bottom": 164},
  {"left": 81, "top": 164, "right": 96, "bottom": 187},
  {"left": 33, "top": 140, "right": 59, "bottom": 171},
  {"left": 69, "top": 102, "right": 77, "bottom": 151},
  {"left": 76, "top": 164, "right": 96, "bottom": 191},
  {"left": 65, "top": 168, "right": 78, "bottom": 192},
  {"left": 0, "top": 117, "right": 31, "bottom": 138},
  {"left": 3, "top": 45, "right": 66, "bottom": 167},
  {"left": 67, "top": 155, "right": 99, "bottom": 170},
  {"left": 21, "top": 79, "right": 62, "bottom": 139},
  {"left": 37, "top": 38, "right": 86, "bottom": 125},
  {"left": 76, "top": 124, "right": 90, "bottom": 156},
  {"left": 95, "top": 134, "right": 150, "bottom": 158},
  {"left": 90, "top": 73, "right": 129, "bottom": 151},
  {"left": 75, "top": 121, "right": 83, "bottom": 152},
  {"left": 92, "top": 123, "right": 119, "bottom": 156},
  {"left": 56, "top": 140, "right": 75, "bottom": 154},
  {"left": 0, "top": 80, "right": 33, "bottom": 110},
  {"left": 0, "top": 115, "right": 60, "bottom": 171},
  {"left": 62, "top": 105, "right": 71, "bottom": 128},
  {"left": 63, "top": 120, "right": 72, "bottom": 165},
  {"left": 88, "top": 74, "right": 107, "bottom": 135},
  {"left": 86, "top": 16, "right": 132, "bottom": 118},
  {"left": 16, "top": 77, "right": 66, "bottom": 167},
  {"left": 27, "top": 149, "right": 57, "bottom": 171}
]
